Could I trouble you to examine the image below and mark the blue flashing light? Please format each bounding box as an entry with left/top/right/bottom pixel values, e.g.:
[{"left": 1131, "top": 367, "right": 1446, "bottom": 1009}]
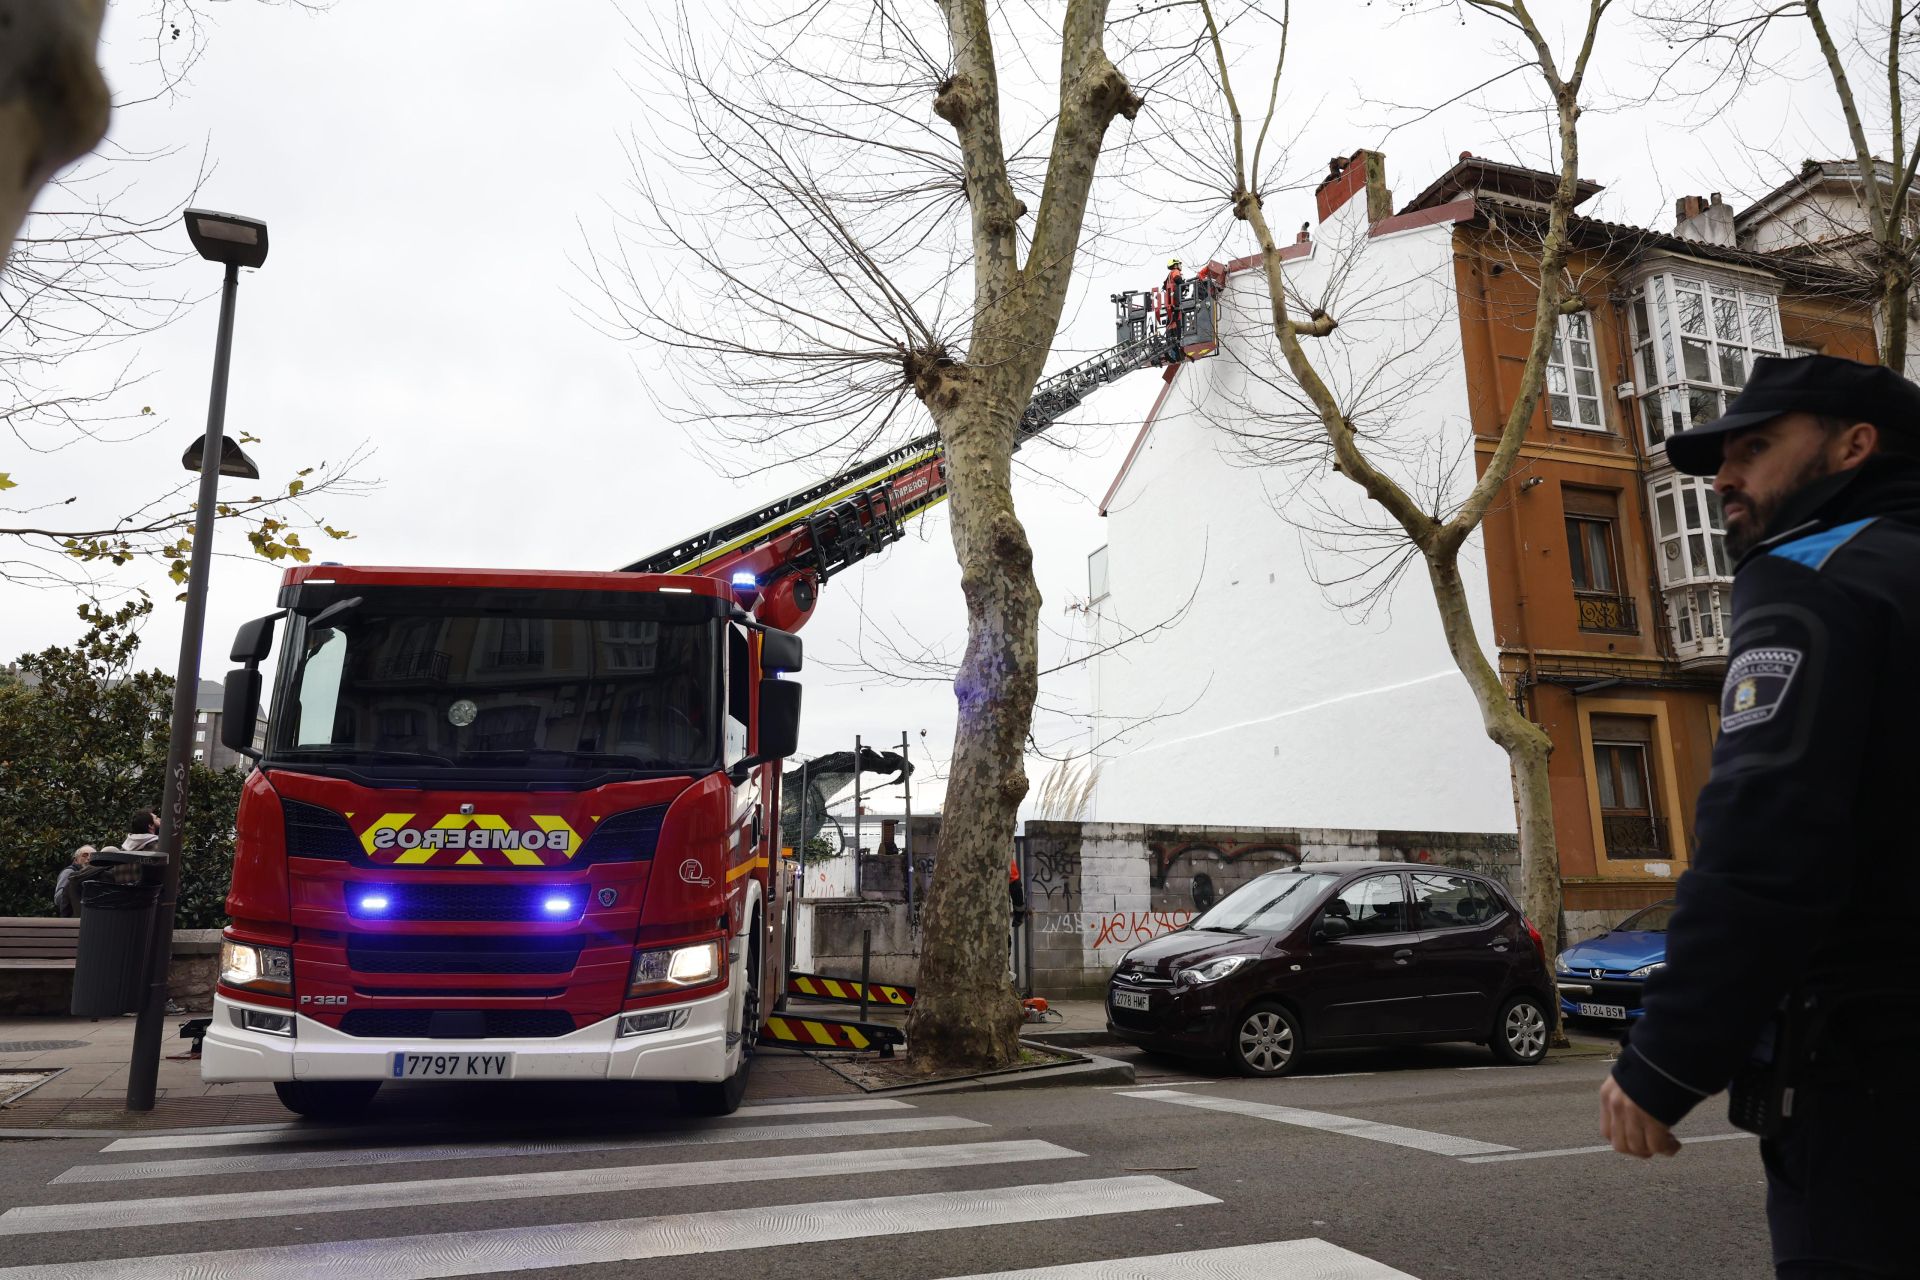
[
  {"left": 730, "top": 570, "right": 757, "bottom": 588},
  {"left": 542, "top": 896, "right": 574, "bottom": 915},
  {"left": 359, "top": 894, "right": 391, "bottom": 913}
]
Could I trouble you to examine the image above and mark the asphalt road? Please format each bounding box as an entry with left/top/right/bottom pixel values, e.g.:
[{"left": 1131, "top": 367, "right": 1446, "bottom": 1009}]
[{"left": 0, "top": 1041, "right": 1770, "bottom": 1279}]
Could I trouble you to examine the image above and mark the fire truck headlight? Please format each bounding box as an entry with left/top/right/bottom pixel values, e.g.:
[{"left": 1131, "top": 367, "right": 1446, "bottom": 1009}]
[
  {"left": 219, "top": 939, "right": 292, "bottom": 996},
  {"left": 628, "top": 941, "right": 723, "bottom": 995}
]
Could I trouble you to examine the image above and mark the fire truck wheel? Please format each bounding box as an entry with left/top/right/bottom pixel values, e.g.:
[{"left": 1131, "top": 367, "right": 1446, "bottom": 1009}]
[
  {"left": 678, "top": 910, "right": 760, "bottom": 1117},
  {"left": 273, "top": 1080, "right": 381, "bottom": 1119}
]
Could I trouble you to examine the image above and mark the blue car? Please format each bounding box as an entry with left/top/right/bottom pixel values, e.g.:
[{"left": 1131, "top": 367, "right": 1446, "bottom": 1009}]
[{"left": 1555, "top": 900, "right": 1673, "bottom": 1026}]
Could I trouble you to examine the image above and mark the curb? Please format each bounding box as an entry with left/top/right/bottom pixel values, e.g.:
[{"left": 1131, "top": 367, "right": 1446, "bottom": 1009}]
[
  {"left": 1020, "top": 1029, "right": 1126, "bottom": 1049},
  {"left": 840, "top": 1044, "right": 1135, "bottom": 1098}
]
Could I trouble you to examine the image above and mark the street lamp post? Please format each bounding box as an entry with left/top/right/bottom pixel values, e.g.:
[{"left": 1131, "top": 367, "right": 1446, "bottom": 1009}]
[{"left": 126, "top": 209, "right": 268, "bottom": 1112}]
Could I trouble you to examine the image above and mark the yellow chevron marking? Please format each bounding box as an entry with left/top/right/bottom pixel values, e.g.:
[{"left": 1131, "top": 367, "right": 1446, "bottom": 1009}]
[
  {"left": 805, "top": 1021, "right": 836, "bottom": 1047},
  {"left": 455, "top": 852, "right": 481, "bottom": 866},
  {"left": 359, "top": 813, "right": 415, "bottom": 855}
]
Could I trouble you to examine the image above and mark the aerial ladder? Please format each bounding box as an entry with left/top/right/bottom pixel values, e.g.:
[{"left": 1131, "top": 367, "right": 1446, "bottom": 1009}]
[{"left": 621, "top": 268, "right": 1224, "bottom": 631}]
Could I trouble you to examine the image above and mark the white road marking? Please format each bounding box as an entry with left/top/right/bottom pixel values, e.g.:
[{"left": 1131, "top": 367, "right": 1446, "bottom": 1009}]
[
  {"left": 2, "top": 1139, "right": 1076, "bottom": 1236},
  {"left": 56, "top": 1113, "right": 983, "bottom": 1184},
  {"left": 97, "top": 1096, "right": 915, "bottom": 1153},
  {"left": 939, "top": 1238, "right": 1419, "bottom": 1278},
  {"left": 1460, "top": 1132, "right": 1756, "bottom": 1163},
  {"left": 1121, "top": 1089, "right": 1514, "bottom": 1157},
  {"left": 0, "top": 1176, "right": 1217, "bottom": 1280}
]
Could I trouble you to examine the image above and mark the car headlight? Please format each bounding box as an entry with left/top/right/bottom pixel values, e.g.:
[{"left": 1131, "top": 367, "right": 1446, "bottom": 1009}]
[
  {"left": 1628, "top": 962, "right": 1665, "bottom": 979},
  {"left": 1177, "top": 954, "right": 1254, "bottom": 987},
  {"left": 629, "top": 941, "right": 723, "bottom": 996},
  {"left": 219, "top": 939, "right": 292, "bottom": 996},
  {"left": 1555, "top": 956, "right": 1576, "bottom": 975}
]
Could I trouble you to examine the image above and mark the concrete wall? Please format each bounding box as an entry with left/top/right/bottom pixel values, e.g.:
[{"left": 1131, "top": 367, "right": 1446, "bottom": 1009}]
[
  {"left": 1087, "top": 173, "right": 1516, "bottom": 835},
  {"left": 1023, "top": 819, "right": 1519, "bottom": 998}
]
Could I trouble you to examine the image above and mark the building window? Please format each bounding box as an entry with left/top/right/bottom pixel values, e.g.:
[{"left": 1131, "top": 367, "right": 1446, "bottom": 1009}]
[
  {"left": 1590, "top": 715, "right": 1667, "bottom": 859},
  {"left": 1546, "top": 311, "right": 1605, "bottom": 430},
  {"left": 1630, "top": 273, "right": 1782, "bottom": 450},
  {"left": 1087, "top": 546, "right": 1110, "bottom": 605},
  {"left": 1563, "top": 488, "right": 1637, "bottom": 633}
]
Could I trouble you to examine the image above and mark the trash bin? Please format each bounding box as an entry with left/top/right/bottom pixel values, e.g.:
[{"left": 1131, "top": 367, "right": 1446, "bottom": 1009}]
[{"left": 70, "top": 846, "right": 169, "bottom": 1018}]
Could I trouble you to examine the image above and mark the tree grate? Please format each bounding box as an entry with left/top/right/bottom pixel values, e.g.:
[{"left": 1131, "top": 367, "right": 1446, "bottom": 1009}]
[{"left": 0, "top": 1041, "right": 85, "bottom": 1053}]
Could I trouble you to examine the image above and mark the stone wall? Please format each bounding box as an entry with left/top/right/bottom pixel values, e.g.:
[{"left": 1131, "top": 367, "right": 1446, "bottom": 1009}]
[
  {"left": 1022, "top": 821, "right": 1521, "bottom": 998},
  {"left": 0, "top": 929, "right": 222, "bottom": 1016}
]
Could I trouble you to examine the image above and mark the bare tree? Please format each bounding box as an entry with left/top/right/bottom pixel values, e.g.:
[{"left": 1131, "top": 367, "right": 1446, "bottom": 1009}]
[
  {"left": 1642, "top": 0, "right": 1920, "bottom": 367},
  {"left": 1193, "top": 0, "right": 1612, "bottom": 1001},
  {"left": 586, "top": 1, "right": 1159, "bottom": 1071}
]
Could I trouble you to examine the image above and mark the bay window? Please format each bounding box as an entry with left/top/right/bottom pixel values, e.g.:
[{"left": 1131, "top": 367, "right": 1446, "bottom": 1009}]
[{"left": 1629, "top": 272, "right": 1782, "bottom": 451}]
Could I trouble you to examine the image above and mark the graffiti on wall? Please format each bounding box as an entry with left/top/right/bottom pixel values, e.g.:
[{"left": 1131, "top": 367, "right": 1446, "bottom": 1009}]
[
  {"left": 1040, "top": 910, "right": 1195, "bottom": 951},
  {"left": 1148, "top": 838, "right": 1302, "bottom": 890},
  {"left": 1027, "top": 843, "right": 1078, "bottom": 905}
]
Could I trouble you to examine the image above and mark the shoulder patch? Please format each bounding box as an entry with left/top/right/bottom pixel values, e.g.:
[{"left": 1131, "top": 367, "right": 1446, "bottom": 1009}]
[
  {"left": 1720, "top": 646, "right": 1803, "bottom": 733},
  {"left": 1768, "top": 517, "right": 1876, "bottom": 571}
]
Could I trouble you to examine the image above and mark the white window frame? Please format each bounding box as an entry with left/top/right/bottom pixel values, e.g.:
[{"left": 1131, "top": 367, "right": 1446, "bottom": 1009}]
[
  {"left": 1629, "top": 271, "right": 1783, "bottom": 453},
  {"left": 1546, "top": 310, "right": 1606, "bottom": 431}
]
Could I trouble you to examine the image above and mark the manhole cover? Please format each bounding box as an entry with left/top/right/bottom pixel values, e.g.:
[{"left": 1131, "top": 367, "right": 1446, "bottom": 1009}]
[{"left": 0, "top": 1041, "right": 84, "bottom": 1053}]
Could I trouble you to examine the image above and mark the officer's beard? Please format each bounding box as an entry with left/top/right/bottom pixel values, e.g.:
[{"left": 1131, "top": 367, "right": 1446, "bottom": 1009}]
[{"left": 1722, "top": 451, "right": 1836, "bottom": 559}]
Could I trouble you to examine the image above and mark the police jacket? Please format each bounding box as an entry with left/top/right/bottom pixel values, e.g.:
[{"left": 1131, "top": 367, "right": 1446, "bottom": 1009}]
[{"left": 1613, "top": 455, "right": 1920, "bottom": 1125}]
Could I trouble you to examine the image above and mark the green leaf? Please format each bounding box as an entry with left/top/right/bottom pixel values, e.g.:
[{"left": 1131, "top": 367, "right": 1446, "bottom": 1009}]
[
  {"left": 168, "top": 561, "right": 188, "bottom": 585},
  {"left": 0, "top": 473, "right": 15, "bottom": 491},
  {"left": 289, "top": 546, "right": 312, "bottom": 563},
  {"left": 287, "top": 479, "right": 305, "bottom": 497}
]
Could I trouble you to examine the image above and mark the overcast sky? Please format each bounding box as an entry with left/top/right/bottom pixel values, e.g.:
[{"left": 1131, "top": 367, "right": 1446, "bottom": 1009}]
[{"left": 2, "top": 0, "right": 1845, "bottom": 815}]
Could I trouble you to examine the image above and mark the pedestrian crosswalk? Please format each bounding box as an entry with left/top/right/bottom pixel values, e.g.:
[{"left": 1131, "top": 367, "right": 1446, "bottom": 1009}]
[{"left": 0, "top": 1091, "right": 1424, "bottom": 1279}]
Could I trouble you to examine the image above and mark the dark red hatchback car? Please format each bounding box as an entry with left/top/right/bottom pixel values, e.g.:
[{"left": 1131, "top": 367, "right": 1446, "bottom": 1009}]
[{"left": 1106, "top": 862, "right": 1555, "bottom": 1076}]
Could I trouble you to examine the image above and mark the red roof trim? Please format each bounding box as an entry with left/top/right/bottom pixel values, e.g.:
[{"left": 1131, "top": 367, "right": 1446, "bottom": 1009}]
[
  {"left": 1369, "top": 195, "right": 1476, "bottom": 238},
  {"left": 1098, "top": 363, "right": 1185, "bottom": 516}
]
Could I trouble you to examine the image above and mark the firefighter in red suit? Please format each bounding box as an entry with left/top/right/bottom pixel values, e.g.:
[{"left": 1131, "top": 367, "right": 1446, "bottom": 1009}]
[{"left": 1158, "top": 258, "right": 1184, "bottom": 359}]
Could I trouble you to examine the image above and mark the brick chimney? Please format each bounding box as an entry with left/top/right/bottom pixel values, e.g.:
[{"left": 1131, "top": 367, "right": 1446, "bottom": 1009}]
[
  {"left": 1674, "top": 191, "right": 1737, "bottom": 246},
  {"left": 1315, "top": 150, "right": 1393, "bottom": 223}
]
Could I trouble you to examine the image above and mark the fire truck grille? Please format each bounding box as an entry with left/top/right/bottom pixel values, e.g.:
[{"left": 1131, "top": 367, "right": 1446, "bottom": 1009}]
[
  {"left": 347, "top": 884, "right": 594, "bottom": 923},
  {"left": 282, "top": 800, "right": 361, "bottom": 860},
  {"left": 345, "top": 934, "right": 583, "bottom": 975},
  {"left": 338, "top": 1010, "right": 577, "bottom": 1039}
]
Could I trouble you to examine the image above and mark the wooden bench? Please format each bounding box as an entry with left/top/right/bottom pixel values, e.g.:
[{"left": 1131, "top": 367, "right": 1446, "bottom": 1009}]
[{"left": 0, "top": 918, "right": 81, "bottom": 971}]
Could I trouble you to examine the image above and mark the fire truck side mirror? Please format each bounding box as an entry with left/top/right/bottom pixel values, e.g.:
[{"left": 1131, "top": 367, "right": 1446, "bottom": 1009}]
[
  {"left": 221, "top": 668, "right": 263, "bottom": 757},
  {"left": 759, "top": 628, "right": 803, "bottom": 674},
  {"left": 229, "top": 612, "right": 281, "bottom": 664},
  {"left": 757, "top": 679, "right": 802, "bottom": 761}
]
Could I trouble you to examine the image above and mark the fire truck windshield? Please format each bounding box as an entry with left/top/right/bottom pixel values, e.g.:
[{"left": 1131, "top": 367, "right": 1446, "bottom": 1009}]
[{"left": 265, "top": 588, "right": 724, "bottom": 778}]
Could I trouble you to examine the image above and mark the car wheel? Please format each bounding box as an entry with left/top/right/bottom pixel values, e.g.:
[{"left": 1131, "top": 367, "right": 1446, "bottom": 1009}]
[
  {"left": 1490, "top": 993, "right": 1549, "bottom": 1066},
  {"left": 273, "top": 1080, "right": 380, "bottom": 1119},
  {"left": 1228, "top": 1001, "right": 1302, "bottom": 1078}
]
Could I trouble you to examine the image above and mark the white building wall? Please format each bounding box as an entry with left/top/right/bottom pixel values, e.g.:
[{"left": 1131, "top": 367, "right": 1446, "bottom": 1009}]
[{"left": 1086, "top": 197, "right": 1514, "bottom": 835}]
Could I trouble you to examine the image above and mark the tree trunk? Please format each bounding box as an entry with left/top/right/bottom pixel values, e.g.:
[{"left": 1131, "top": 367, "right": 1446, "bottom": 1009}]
[
  {"left": 903, "top": 381, "right": 1035, "bottom": 1070},
  {"left": 1425, "top": 553, "right": 1565, "bottom": 1039},
  {"left": 0, "top": 0, "right": 110, "bottom": 268},
  {"left": 903, "top": 0, "right": 1135, "bottom": 1073}
]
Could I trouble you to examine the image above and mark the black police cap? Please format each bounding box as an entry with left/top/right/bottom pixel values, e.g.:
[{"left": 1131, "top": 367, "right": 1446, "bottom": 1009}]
[{"left": 1664, "top": 354, "right": 1920, "bottom": 476}]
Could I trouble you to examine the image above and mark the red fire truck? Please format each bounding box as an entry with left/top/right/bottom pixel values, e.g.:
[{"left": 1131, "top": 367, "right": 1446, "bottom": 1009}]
[{"left": 199, "top": 273, "right": 1219, "bottom": 1117}]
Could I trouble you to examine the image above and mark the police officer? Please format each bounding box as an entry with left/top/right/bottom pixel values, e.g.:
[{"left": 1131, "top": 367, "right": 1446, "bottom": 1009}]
[{"left": 1598, "top": 354, "right": 1920, "bottom": 1277}]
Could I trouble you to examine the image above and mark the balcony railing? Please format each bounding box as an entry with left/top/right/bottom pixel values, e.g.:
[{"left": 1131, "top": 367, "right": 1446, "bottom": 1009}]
[
  {"left": 1575, "top": 591, "right": 1639, "bottom": 635},
  {"left": 1602, "top": 813, "right": 1669, "bottom": 860}
]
